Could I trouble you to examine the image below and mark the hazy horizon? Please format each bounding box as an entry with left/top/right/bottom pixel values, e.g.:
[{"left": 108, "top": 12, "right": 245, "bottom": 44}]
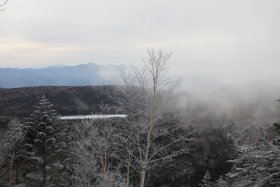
[{"left": 1, "top": 0, "right": 280, "bottom": 90}]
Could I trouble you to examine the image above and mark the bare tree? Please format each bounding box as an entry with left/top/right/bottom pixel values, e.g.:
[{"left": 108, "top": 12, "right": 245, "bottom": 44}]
[
  {"left": 73, "top": 48, "right": 194, "bottom": 187},
  {"left": 0, "top": 0, "right": 8, "bottom": 11},
  {"left": 73, "top": 121, "right": 99, "bottom": 187},
  {"left": 0, "top": 120, "right": 25, "bottom": 187},
  {"left": 73, "top": 119, "right": 125, "bottom": 187},
  {"left": 118, "top": 48, "right": 194, "bottom": 187},
  {"left": 113, "top": 119, "right": 143, "bottom": 187}
]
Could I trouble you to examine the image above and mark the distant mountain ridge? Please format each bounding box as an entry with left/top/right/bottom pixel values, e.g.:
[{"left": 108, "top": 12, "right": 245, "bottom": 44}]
[{"left": 0, "top": 63, "right": 120, "bottom": 88}]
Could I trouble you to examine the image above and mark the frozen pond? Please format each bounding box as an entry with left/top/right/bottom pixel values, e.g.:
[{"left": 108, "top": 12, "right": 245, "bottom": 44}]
[{"left": 59, "top": 114, "right": 127, "bottom": 120}]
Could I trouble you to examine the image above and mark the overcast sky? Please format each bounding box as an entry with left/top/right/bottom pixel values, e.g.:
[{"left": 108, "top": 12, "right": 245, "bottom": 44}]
[{"left": 1, "top": 0, "right": 280, "bottom": 89}]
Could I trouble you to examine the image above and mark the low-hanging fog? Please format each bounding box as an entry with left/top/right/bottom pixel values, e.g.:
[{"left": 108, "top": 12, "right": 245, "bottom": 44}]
[{"left": 173, "top": 80, "right": 280, "bottom": 128}]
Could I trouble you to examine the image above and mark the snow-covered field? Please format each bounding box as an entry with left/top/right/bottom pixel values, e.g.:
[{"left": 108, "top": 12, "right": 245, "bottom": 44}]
[{"left": 59, "top": 114, "right": 127, "bottom": 120}]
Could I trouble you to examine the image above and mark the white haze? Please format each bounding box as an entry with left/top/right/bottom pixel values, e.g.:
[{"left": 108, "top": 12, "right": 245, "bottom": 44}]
[{"left": 1, "top": 0, "right": 280, "bottom": 90}]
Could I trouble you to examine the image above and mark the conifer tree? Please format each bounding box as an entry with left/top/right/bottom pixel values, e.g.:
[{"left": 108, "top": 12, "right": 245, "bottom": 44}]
[
  {"left": 20, "top": 95, "right": 74, "bottom": 187},
  {"left": 226, "top": 123, "right": 280, "bottom": 187},
  {"left": 215, "top": 176, "right": 229, "bottom": 187},
  {"left": 200, "top": 171, "right": 214, "bottom": 187}
]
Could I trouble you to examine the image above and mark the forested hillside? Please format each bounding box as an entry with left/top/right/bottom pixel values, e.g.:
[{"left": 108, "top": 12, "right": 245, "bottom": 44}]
[
  {"left": 1, "top": 49, "right": 280, "bottom": 187},
  {"left": 0, "top": 50, "right": 239, "bottom": 187},
  {"left": 1, "top": 0, "right": 280, "bottom": 186},
  {"left": 0, "top": 86, "right": 121, "bottom": 127}
]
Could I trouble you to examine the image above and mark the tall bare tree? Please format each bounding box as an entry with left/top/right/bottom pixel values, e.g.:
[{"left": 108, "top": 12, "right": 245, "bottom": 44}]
[
  {"left": 118, "top": 48, "right": 194, "bottom": 187},
  {"left": 73, "top": 48, "right": 194, "bottom": 187}
]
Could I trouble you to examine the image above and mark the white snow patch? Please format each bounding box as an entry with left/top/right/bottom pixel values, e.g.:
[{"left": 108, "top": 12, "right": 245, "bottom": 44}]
[{"left": 59, "top": 114, "right": 127, "bottom": 120}]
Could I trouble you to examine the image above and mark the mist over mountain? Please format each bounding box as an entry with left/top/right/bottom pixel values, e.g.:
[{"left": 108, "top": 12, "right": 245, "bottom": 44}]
[{"left": 0, "top": 63, "right": 120, "bottom": 88}]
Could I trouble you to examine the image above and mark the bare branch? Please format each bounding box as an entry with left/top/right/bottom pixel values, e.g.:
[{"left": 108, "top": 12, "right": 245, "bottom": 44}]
[{"left": 0, "top": 0, "right": 8, "bottom": 11}]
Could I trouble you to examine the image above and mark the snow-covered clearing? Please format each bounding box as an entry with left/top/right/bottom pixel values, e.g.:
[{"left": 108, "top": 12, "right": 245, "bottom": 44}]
[{"left": 59, "top": 114, "right": 127, "bottom": 120}]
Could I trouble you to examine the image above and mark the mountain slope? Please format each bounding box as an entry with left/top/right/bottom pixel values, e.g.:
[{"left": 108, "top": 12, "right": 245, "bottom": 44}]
[{"left": 0, "top": 63, "right": 120, "bottom": 88}]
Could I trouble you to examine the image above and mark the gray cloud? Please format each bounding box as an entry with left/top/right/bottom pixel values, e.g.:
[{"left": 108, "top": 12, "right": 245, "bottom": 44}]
[{"left": 1, "top": 0, "right": 280, "bottom": 90}]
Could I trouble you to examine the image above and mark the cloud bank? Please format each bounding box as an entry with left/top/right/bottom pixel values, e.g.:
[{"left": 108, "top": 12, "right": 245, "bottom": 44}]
[{"left": 1, "top": 0, "right": 280, "bottom": 90}]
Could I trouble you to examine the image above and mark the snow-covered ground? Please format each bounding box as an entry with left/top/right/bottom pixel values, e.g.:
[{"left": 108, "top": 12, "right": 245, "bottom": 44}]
[{"left": 59, "top": 114, "right": 127, "bottom": 120}]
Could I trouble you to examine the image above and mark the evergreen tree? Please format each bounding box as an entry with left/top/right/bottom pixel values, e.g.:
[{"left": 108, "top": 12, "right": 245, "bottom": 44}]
[
  {"left": 215, "top": 176, "right": 229, "bottom": 187},
  {"left": 19, "top": 96, "right": 74, "bottom": 187},
  {"left": 226, "top": 123, "right": 280, "bottom": 187},
  {"left": 200, "top": 171, "right": 214, "bottom": 187}
]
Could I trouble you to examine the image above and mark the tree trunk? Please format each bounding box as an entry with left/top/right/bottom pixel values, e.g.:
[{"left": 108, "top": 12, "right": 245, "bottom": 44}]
[
  {"left": 9, "top": 149, "right": 15, "bottom": 187},
  {"left": 42, "top": 141, "right": 47, "bottom": 187},
  {"left": 139, "top": 101, "right": 155, "bottom": 187},
  {"left": 102, "top": 152, "right": 108, "bottom": 187},
  {"left": 126, "top": 159, "right": 131, "bottom": 187},
  {"left": 139, "top": 166, "right": 146, "bottom": 187}
]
